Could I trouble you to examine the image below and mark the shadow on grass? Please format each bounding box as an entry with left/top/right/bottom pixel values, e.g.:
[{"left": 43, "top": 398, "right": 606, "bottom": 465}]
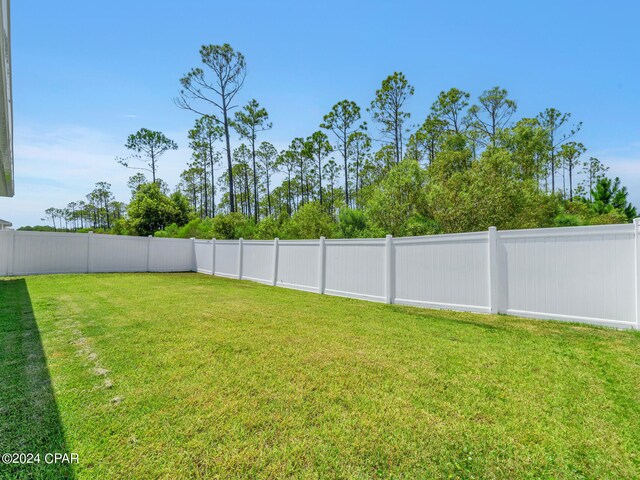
[
  {"left": 0, "top": 278, "right": 75, "bottom": 479},
  {"left": 388, "top": 304, "right": 505, "bottom": 332}
]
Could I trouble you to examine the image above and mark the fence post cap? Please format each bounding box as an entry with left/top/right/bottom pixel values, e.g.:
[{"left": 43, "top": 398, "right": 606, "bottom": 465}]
[
  {"left": 489, "top": 226, "right": 497, "bottom": 232},
  {"left": 634, "top": 218, "right": 640, "bottom": 225},
  {"left": 385, "top": 234, "right": 393, "bottom": 239}
]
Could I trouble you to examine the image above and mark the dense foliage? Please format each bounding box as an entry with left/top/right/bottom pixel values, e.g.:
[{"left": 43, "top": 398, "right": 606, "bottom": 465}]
[
  {"left": 38, "top": 44, "right": 637, "bottom": 239},
  {"left": 114, "top": 183, "right": 191, "bottom": 236}
]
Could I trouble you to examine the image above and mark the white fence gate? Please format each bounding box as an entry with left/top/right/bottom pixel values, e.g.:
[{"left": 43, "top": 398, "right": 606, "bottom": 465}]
[{"left": 2, "top": 221, "right": 639, "bottom": 329}]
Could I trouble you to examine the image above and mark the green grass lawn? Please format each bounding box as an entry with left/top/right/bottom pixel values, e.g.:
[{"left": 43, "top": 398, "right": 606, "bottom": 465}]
[{"left": 1, "top": 273, "right": 639, "bottom": 479}]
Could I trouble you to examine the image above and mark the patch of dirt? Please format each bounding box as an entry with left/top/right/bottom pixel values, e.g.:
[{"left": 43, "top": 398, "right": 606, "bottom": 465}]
[
  {"left": 52, "top": 301, "right": 120, "bottom": 406},
  {"left": 71, "top": 337, "right": 88, "bottom": 346}
]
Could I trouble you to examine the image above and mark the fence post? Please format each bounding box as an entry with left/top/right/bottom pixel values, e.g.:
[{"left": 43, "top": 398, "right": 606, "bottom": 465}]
[
  {"left": 635, "top": 218, "right": 640, "bottom": 330},
  {"left": 488, "top": 226, "right": 499, "bottom": 314},
  {"left": 190, "top": 237, "right": 196, "bottom": 272},
  {"left": 318, "top": 236, "right": 326, "bottom": 294},
  {"left": 237, "top": 238, "right": 243, "bottom": 280},
  {"left": 86, "top": 231, "right": 93, "bottom": 273},
  {"left": 385, "top": 234, "right": 394, "bottom": 304},
  {"left": 7, "top": 229, "right": 15, "bottom": 276},
  {"left": 272, "top": 237, "right": 279, "bottom": 286},
  {"left": 211, "top": 238, "right": 216, "bottom": 275},
  {"left": 146, "top": 235, "right": 152, "bottom": 272}
]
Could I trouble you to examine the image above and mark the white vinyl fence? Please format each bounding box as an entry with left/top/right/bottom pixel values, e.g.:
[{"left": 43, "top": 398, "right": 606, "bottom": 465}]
[
  {"left": 195, "top": 221, "right": 640, "bottom": 330},
  {"left": 0, "top": 231, "right": 195, "bottom": 275},
  {"left": 2, "top": 221, "right": 639, "bottom": 329}
]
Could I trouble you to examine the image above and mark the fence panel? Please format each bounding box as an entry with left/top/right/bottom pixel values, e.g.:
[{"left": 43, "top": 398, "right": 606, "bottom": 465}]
[
  {"left": 393, "top": 232, "right": 490, "bottom": 312},
  {"left": 11, "top": 231, "right": 89, "bottom": 275},
  {"left": 324, "top": 239, "right": 386, "bottom": 302},
  {"left": 242, "top": 241, "right": 273, "bottom": 284},
  {"left": 149, "top": 238, "right": 194, "bottom": 272},
  {"left": 194, "top": 240, "right": 213, "bottom": 274},
  {"left": 499, "top": 225, "right": 636, "bottom": 328},
  {"left": 0, "top": 231, "right": 11, "bottom": 274},
  {"left": 91, "top": 234, "right": 148, "bottom": 272},
  {"left": 276, "top": 240, "right": 319, "bottom": 292},
  {"left": 214, "top": 241, "right": 239, "bottom": 278}
]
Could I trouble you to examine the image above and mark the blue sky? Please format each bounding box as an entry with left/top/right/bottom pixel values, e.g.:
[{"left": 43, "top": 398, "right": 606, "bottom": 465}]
[{"left": 3, "top": 0, "right": 639, "bottom": 227}]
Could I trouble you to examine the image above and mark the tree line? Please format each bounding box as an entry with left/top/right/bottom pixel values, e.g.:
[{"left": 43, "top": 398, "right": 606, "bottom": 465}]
[
  {"left": 26, "top": 43, "right": 637, "bottom": 238},
  {"left": 38, "top": 182, "right": 125, "bottom": 232}
]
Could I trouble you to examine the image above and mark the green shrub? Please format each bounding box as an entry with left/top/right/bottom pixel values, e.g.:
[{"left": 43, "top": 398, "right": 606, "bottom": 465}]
[
  {"left": 553, "top": 213, "right": 583, "bottom": 227},
  {"left": 254, "top": 216, "right": 280, "bottom": 239},
  {"left": 282, "top": 202, "right": 337, "bottom": 239},
  {"left": 210, "top": 213, "right": 255, "bottom": 239},
  {"left": 404, "top": 214, "right": 441, "bottom": 236},
  {"left": 338, "top": 208, "right": 368, "bottom": 238}
]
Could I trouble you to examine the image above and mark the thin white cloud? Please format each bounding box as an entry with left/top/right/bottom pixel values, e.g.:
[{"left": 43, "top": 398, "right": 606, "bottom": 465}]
[{"left": 0, "top": 123, "right": 188, "bottom": 227}]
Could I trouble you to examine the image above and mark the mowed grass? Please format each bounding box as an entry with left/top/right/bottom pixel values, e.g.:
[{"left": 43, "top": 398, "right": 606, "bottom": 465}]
[{"left": 1, "top": 273, "right": 639, "bottom": 479}]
